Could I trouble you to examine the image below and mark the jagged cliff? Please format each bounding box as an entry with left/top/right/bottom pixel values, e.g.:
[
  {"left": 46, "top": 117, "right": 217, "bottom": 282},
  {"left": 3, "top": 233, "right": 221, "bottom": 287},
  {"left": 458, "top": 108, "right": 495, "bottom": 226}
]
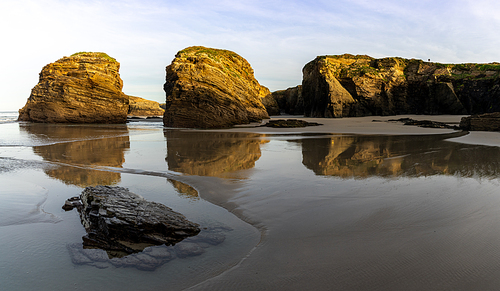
[
  {"left": 301, "top": 54, "right": 500, "bottom": 117},
  {"left": 163, "top": 46, "right": 270, "bottom": 128},
  {"left": 128, "top": 96, "right": 164, "bottom": 116},
  {"left": 18, "top": 52, "right": 129, "bottom": 123}
]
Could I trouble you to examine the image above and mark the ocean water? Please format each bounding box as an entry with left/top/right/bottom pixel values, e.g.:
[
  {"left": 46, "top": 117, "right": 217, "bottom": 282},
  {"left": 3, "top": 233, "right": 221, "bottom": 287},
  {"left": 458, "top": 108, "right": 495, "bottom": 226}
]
[
  {"left": 0, "top": 111, "right": 18, "bottom": 123},
  {"left": 2, "top": 121, "right": 500, "bottom": 290},
  {"left": 0, "top": 122, "right": 259, "bottom": 291}
]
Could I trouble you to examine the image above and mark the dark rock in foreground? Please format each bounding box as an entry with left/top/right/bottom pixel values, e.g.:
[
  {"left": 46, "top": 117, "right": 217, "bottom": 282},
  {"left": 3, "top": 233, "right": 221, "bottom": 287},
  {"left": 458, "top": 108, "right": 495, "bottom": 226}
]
[
  {"left": 262, "top": 119, "right": 322, "bottom": 128},
  {"left": 77, "top": 186, "right": 200, "bottom": 257},
  {"left": 460, "top": 112, "right": 500, "bottom": 131}
]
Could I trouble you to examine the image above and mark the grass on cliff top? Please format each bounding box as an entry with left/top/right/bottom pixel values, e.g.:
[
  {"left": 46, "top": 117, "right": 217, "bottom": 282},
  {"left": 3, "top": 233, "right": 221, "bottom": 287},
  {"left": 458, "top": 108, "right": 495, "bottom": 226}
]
[
  {"left": 176, "top": 46, "right": 252, "bottom": 79},
  {"left": 71, "top": 52, "right": 117, "bottom": 62},
  {"left": 318, "top": 54, "right": 374, "bottom": 61},
  {"left": 176, "top": 46, "right": 242, "bottom": 61},
  {"left": 308, "top": 54, "right": 500, "bottom": 80}
]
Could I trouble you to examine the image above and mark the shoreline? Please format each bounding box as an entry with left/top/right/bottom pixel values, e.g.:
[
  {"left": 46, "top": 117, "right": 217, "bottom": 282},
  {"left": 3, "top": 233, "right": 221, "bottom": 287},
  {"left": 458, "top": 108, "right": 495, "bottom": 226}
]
[
  {"left": 2, "top": 116, "right": 500, "bottom": 290},
  {"left": 184, "top": 116, "right": 500, "bottom": 290},
  {"left": 226, "top": 115, "right": 500, "bottom": 147}
]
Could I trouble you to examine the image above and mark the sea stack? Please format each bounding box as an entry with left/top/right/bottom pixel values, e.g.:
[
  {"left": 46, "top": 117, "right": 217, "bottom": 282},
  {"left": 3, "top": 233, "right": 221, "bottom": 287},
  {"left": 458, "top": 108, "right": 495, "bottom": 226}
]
[
  {"left": 18, "top": 52, "right": 129, "bottom": 123},
  {"left": 128, "top": 96, "right": 165, "bottom": 117},
  {"left": 301, "top": 54, "right": 500, "bottom": 118},
  {"left": 163, "top": 46, "right": 270, "bottom": 128}
]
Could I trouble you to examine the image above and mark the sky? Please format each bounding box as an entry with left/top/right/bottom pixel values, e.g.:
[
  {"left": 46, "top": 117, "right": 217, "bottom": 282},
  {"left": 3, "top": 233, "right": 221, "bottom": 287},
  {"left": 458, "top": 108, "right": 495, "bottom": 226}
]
[{"left": 2, "top": 0, "right": 500, "bottom": 111}]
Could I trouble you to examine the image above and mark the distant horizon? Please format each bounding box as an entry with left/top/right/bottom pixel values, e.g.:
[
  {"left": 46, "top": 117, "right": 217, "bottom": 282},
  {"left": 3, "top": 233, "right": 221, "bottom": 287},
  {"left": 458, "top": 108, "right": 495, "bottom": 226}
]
[{"left": 3, "top": 0, "right": 500, "bottom": 111}]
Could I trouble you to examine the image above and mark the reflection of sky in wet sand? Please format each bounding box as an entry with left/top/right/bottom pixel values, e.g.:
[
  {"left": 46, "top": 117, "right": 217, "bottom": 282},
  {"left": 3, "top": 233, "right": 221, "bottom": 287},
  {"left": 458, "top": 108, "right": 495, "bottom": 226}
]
[
  {"left": 1, "top": 124, "right": 259, "bottom": 291},
  {"left": 4, "top": 123, "right": 500, "bottom": 290},
  {"left": 0, "top": 176, "right": 61, "bottom": 226}
]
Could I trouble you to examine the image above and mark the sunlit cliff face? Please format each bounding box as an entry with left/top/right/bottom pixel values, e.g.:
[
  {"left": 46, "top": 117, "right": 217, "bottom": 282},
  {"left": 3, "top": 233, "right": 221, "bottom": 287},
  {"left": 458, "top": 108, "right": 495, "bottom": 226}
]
[{"left": 20, "top": 124, "right": 130, "bottom": 187}]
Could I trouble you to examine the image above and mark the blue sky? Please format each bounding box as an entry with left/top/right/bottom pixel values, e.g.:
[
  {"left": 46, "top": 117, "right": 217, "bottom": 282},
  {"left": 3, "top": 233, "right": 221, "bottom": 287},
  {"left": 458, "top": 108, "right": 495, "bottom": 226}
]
[{"left": 2, "top": 0, "right": 500, "bottom": 111}]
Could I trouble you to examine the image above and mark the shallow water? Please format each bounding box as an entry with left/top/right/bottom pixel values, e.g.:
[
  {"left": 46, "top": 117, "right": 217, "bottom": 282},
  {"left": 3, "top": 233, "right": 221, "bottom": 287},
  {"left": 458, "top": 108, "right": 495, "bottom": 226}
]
[
  {"left": 2, "top": 121, "right": 500, "bottom": 290},
  {"left": 0, "top": 122, "right": 259, "bottom": 291}
]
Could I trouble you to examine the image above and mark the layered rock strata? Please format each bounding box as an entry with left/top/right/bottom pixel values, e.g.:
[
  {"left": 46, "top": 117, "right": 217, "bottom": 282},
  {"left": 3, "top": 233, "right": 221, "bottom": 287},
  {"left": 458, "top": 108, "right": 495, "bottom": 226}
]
[
  {"left": 77, "top": 186, "right": 200, "bottom": 257},
  {"left": 128, "top": 96, "right": 165, "bottom": 117},
  {"left": 163, "top": 46, "right": 270, "bottom": 128},
  {"left": 301, "top": 54, "right": 500, "bottom": 118},
  {"left": 18, "top": 52, "right": 129, "bottom": 123},
  {"left": 460, "top": 112, "right": 500, "bottom": 131}
]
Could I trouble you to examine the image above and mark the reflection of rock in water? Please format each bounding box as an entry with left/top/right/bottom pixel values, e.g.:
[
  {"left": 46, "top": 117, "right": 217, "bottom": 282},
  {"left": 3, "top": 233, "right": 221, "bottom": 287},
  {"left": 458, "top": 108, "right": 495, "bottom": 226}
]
[
  {"left": 165, "top": 130, "right": 266, "bottom": 177},
  {"left": 42, "top": 165, "right": 124, "bottom": 187},
  {"left": 21, "top": 124, "right": 130, "bottom": 186},
  {"left": 67, "top": 211, "right": 232, "bottom": 271},
  {"left": 168, "top": 179, "right": 199, "bottom": 200},
  {"left": 298, "top": 132, "right": 500, "bottom": 179}
]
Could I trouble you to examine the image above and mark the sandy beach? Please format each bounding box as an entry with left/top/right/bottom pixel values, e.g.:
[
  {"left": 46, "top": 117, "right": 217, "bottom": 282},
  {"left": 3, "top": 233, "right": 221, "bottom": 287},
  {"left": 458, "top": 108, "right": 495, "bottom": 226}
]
[
  {"left": 180, "top": 115, "right": 500, "bottom": 290},
  {"left": 2, "top": 115, "right": 500, "bottom": 290}
]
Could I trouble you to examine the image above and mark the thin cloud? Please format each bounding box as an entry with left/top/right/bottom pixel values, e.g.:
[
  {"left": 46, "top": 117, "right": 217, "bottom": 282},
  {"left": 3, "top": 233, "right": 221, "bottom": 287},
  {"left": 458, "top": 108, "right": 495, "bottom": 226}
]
[{"left": 2, "top": 0, "right": 500, "bottom": 110}]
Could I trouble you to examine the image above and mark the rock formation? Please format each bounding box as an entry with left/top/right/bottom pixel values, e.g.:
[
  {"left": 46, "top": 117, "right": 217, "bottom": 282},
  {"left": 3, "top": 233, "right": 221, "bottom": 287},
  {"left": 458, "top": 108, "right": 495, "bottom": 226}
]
[
  {"left": 301, "top": 54, "right": 500, "bottom": 118},
  {"left": 271, "top": 85, "right": 304, "bottom": 115},
  {"left": 460, "top": 112, "right": 500, "bottom": 131},
  {"left": 262, "top": 119, "right": 322, "bottom": 128},
  {"left": 76, "top": 186, "right": 200, "bottom": 257},
  {"left": 128, "top": 96, "right": 165, "bottom": 117},
  {"left": 260, "top": 93, "right": 280, "bottom": 116},
  {"left": 387, "top": 118, "right": 460, "bottom": 130},
  {"left": 18, "top": 52, "right": 129, "bottom": 123},
  {"left": 163, "top": 46, "right": 270, "bottom": 128}
]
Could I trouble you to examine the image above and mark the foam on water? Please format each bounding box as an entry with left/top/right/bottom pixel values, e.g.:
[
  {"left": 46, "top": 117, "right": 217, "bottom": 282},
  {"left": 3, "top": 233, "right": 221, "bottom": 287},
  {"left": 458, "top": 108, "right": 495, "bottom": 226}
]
[{"left": 0, "top": 111, "right": 18, "bottom": 124}]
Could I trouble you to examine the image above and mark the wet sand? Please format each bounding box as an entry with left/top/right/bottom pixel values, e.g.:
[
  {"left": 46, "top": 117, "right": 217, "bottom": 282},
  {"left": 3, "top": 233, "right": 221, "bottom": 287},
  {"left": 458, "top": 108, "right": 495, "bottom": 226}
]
[
  {"left": 186, "top": 115, "right": 500, "bottom": 290},
  {"left": 3, "top": 115, "right": 500, "bottom": 290}
]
